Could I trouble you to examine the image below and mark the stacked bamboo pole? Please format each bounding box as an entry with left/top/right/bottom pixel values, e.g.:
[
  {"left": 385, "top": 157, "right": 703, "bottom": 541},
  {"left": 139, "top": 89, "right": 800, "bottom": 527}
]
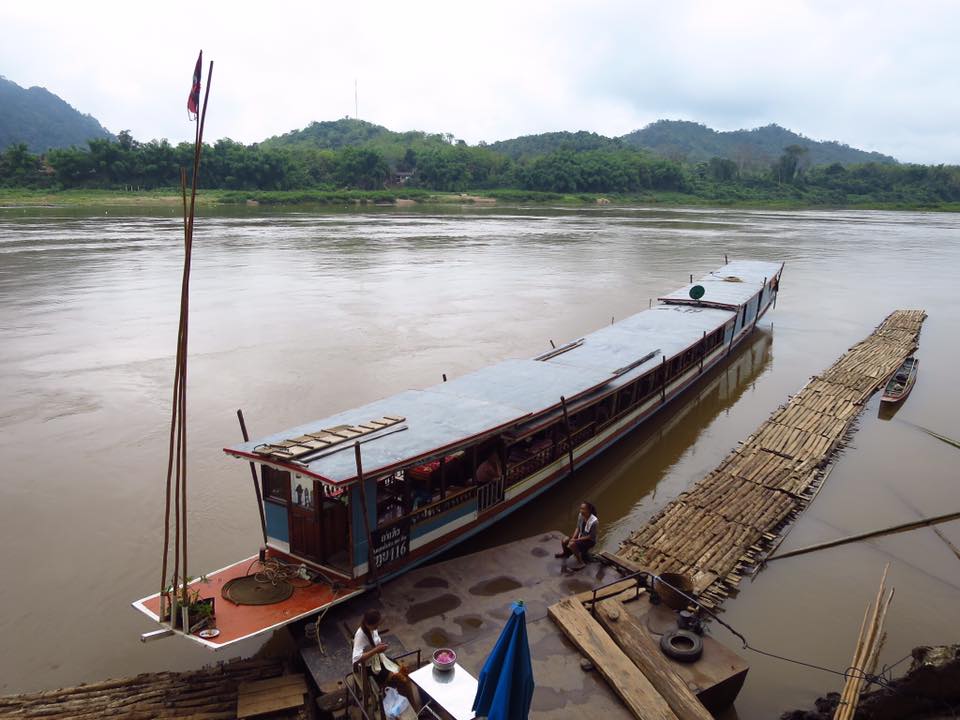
[
  {"left": 833, "top": 565, "right": 895, "bottom": 720},
  {"left": 0, "top": 659, "right": 284, "bottom": 720},
  {"left": 159, "top": 54, "right": 214, "bottom": 625},
  {"left": 619, "top": 310, "right": 925, "bottom": 607}
]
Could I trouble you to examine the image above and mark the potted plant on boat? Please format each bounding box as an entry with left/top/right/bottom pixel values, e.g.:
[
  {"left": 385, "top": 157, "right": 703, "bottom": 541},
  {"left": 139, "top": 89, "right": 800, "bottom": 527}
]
[{"left": 161, "top": 575, "right": 215, "bottom": 632}]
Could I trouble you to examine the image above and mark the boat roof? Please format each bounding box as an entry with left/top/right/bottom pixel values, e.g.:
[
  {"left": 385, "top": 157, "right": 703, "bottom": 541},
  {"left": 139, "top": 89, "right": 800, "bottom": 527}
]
[
  {"left": 545, "top": 304, "right": 735, "bottom": 383},
  {"left": 226, "top": 359, "right": 622, "bottom": 484},
  {"left": 224, "top": 260, "right": 781, "bottom": 485},
  {"left": 658, "top": 260, "right": 783, "bottom": 309}
]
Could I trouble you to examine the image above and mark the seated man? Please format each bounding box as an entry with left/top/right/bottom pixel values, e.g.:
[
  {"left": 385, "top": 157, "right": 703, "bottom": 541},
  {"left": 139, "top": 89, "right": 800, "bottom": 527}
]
[{"left": 556, "top": 501, "right": 598, "bottom": 570}]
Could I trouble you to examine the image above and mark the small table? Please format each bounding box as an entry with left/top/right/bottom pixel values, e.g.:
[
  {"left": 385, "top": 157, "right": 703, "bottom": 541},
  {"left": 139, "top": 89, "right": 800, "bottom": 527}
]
[{"left": 409, "top": 663, "right": 477, "bottom": 720}]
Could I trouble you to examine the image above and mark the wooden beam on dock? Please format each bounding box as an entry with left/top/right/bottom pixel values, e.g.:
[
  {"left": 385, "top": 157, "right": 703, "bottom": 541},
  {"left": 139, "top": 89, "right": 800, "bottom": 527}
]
[
  {"left": 548, "top": 597, "right": 680, "bottom": 720},
  {"left": 594, "top": 598, "right": 714, "bottom": 720}
]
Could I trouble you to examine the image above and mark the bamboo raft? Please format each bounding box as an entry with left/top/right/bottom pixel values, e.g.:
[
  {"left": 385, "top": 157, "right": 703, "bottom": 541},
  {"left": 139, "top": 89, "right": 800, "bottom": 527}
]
[
  {"left": 618, "top": 310, "right": 927, "bottom": 608},
  {"left": 0, "top": 659, "right": 285, "bottom": 720}
]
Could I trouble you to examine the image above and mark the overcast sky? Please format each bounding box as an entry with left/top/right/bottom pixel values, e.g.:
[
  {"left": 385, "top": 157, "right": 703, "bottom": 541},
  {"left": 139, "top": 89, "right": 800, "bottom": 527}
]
[{"left": 2, "top": 0, "right": 958, "bottom": 163}]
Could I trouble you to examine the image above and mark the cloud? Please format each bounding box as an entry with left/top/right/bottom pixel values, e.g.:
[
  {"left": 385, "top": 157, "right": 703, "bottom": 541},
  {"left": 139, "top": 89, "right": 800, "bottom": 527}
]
[{"left": 1, "top": 0, "right": 958, "bottom": 163}]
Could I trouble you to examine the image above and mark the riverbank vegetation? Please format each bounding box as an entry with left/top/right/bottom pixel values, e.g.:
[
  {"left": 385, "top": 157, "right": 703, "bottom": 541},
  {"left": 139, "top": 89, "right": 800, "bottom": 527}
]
[{"left": 2, "top": 121, "right": 959, "bottom": 210}]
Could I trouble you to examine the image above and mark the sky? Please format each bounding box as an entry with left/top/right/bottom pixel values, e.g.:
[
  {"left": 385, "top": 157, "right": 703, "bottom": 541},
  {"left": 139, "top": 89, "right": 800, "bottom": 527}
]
[{"left": 2, "top": 0, "right": 959, "bottom": 164}]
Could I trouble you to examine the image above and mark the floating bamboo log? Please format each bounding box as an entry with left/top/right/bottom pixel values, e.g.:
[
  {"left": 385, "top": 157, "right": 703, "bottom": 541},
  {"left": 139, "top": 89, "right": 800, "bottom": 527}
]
[
  {"left": 618, "top": 310, "right": 925, "bottom": 608},
  {"left": 0, "top": 660, "right": 285, "bottom": 720}
]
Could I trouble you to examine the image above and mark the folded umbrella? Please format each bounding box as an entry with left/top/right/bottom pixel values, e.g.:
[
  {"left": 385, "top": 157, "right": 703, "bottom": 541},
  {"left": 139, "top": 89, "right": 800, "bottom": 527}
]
[{"left": 472, "top": 601, "right": 534, "bottom": 720}]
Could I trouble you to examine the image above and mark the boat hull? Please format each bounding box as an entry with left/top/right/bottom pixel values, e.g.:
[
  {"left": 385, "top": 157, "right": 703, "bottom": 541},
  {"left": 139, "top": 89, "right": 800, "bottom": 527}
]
[{"left": 880, "top": 358, "right": 918, "bottom": 404}]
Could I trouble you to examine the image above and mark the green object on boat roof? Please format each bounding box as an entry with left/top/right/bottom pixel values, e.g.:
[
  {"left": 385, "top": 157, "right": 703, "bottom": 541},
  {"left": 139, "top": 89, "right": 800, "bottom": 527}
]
[{"left": 689, "top": 284, "right": 705, "bottom": 300}]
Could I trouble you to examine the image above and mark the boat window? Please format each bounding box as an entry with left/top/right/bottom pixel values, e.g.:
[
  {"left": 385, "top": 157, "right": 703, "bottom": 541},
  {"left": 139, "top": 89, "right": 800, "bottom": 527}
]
[
  {"left": 378, "top": 450, "right": 470, "bottom": 525},
  {"left": 376, "top": 471, "right": 408, "bottom": 526},
  {"left": 668, "top": 356, "right": 682, "bottom": 378},
  {"left": 261, "top": 465, "right": 290, "bottom": 503}
]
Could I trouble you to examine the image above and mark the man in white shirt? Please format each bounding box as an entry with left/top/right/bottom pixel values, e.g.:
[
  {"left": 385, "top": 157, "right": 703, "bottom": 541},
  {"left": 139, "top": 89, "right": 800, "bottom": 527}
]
[
  {"left": 555, "top": 501, "right": 599, "bottom": 570},
  {"left": 352, "top": 609, "right": 396, "bottom": 684}
]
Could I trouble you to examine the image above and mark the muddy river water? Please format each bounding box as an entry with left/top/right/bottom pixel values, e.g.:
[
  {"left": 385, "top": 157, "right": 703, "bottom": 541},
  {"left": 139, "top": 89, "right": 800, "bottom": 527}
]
[{"left": 0, "top": 203, "right": 958, "bottom": 717}]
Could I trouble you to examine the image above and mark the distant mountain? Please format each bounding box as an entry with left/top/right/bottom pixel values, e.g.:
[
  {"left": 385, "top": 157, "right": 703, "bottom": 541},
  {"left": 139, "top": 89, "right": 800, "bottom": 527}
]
[
  {"left": 259, "top": 117, "right": 895, "bottom": 167},
  {"left": 620, "top": 120, "right": 896, "bottom": 166},
  {"left": 0, "top": 76, "right": 114, "bottom": 153},
  {"left": 487, "top": 131, "right": 623, "bottom": 159}
]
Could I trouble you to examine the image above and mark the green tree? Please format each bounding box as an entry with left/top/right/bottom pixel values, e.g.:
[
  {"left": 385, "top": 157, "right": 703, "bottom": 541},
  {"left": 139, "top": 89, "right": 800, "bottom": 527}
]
[{"left": 335, "top": 147, "right": 389, "bottom": 189}]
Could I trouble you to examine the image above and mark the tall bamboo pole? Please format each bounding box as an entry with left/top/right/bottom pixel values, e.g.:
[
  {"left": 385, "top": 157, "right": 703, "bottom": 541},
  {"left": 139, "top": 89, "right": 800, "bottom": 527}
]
[{"left": 159, "top": 56, "right": 213, "bottom": 627}]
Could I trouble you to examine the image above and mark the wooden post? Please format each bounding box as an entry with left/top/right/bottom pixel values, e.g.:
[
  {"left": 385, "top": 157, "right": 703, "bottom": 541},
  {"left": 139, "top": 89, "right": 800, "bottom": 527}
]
[
  {"left": 560, "top": 396, "right": 576, "bottom": 478},
  {"left": 237, "top": 409, "right": 268, "bottom": 545},
  {"left": 700, "top": 330, "right": 706, "bottom": 373},
  {"left": 660, "top": 357, "right": 667, "bottom": 402},
  {"left": 439, "top": 455, "right": 447, "bottom": 500},
  {"left": 753, "top": 278, "right": 765, "bottom": 329},
  {"left": 354, "top": 443, "right": 381, "bottom": 592},
  {"left": 595, "top": 599, "right": 713, "bottom": 720},
  {"left": 726, "top": 312, "right": 739, "bottom": 357}
]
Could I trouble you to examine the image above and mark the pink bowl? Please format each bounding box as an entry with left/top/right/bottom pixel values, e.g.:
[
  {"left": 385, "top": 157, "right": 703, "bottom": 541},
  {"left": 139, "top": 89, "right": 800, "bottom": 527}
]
[{"left": 432, "top": 648, "right": 457, "bottom": 671}]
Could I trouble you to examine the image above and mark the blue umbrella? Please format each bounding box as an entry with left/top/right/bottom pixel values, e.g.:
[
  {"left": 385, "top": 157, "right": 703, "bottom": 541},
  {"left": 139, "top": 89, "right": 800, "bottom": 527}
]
[{"left": 472, "top": 600, "right": 534, "bottom": 720}]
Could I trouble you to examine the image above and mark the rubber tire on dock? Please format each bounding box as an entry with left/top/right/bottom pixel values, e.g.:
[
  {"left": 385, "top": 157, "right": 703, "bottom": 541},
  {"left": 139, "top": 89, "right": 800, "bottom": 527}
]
[{"left": 660, "top": 629, "right": 704, "bottom": 663}]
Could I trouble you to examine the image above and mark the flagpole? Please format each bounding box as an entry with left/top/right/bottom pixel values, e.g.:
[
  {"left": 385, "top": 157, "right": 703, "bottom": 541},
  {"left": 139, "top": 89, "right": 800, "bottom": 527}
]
[
  {"left": 179, "top": 60, "right": 213, "bottom": 613},
  {"left": 159, "top": 53, "right": 213, "bottom": 628}
]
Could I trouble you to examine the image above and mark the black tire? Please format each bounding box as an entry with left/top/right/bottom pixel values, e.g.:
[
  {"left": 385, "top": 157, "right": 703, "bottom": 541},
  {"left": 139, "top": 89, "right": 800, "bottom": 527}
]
[{"left": 660, "top": 629, "right": 703, "bottom": 662}]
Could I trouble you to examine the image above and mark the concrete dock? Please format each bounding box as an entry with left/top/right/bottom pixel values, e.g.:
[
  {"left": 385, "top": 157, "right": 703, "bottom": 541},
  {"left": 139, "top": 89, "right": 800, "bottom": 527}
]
[{"left": 303, "top": 531, "right": 745, "bottom": 718}]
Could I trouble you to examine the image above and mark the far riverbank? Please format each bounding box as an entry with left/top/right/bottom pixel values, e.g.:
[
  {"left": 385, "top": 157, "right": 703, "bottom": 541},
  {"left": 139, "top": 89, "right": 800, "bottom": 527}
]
[{"left": 2, "top": 187, "right": 959, "bottom": 212}]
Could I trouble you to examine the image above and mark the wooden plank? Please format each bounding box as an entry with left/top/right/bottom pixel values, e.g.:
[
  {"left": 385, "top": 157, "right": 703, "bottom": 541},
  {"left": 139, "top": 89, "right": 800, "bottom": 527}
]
[
  {"left": 594, "top": 599, "right": 714, "bottom": 720},
  {"left": 601, "top": 551, "right": 648, "bottom": 576},
  {"left": 237, "top": 674, "right": 306, "bottom": 694},
  {"left": 548, "top": 597, "right": 679, "bottom": 720},
  {"left": 237, "top": 674, "right": 307, "bottom": 719},
  {"left": 237, "top": 689, "right": 305, "bottom": 719},
  {"left": 572, "top": 578, "right": 644, "bottom": 606}
]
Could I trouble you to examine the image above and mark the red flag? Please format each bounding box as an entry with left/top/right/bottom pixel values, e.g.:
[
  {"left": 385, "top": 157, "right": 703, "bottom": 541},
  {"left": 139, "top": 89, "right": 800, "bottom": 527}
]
[{"left": 187, "top": 51, "right": 202, "bottom": 118}]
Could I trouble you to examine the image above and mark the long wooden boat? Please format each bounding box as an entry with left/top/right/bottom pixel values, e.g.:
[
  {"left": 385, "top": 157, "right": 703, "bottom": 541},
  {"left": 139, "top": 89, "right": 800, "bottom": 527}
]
[
  {"left": 133, "top": 259, "right": 783, "bottom": 648},
  {"left": 880, "top": 357, "right": 918, "bottom": 403}
]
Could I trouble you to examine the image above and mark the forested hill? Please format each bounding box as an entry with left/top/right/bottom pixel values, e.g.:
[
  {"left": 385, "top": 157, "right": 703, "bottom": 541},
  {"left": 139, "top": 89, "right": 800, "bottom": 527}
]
[
  {"left": 263, "top": 119, "right": 393, "bottom": 149},
  {"left": 0, "top": 77, "right": 114, "bottom": 152},
  {"left": 267, "top": 118, "right": 896, "bottom": 168},
  {"left": 621, "top": 120, "right": 896, "bottom": 166},
  {"left": 487, "top": 131, "right": 623, "bottom": 159},
  {"left": 262, "top": 118, "right": 452, "bottom": 152}
]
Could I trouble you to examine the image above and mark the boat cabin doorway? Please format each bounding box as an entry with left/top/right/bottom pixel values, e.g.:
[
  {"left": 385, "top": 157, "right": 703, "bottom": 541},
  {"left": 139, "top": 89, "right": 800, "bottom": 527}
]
[{"left": 261, "top": 466, "right": 351, "bottom": 575}]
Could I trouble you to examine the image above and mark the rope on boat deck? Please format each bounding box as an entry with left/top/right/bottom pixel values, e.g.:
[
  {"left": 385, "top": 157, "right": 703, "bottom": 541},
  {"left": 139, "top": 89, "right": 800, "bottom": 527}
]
[{"left": 243, "top": 556, "right": 344, "bottom": 656}]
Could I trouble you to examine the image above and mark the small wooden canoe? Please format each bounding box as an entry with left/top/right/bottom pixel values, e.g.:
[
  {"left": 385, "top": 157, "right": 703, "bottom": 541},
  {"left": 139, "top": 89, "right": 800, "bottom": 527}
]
[{"left": 881, "top": 357, "right": 918, "bottom": 403}]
